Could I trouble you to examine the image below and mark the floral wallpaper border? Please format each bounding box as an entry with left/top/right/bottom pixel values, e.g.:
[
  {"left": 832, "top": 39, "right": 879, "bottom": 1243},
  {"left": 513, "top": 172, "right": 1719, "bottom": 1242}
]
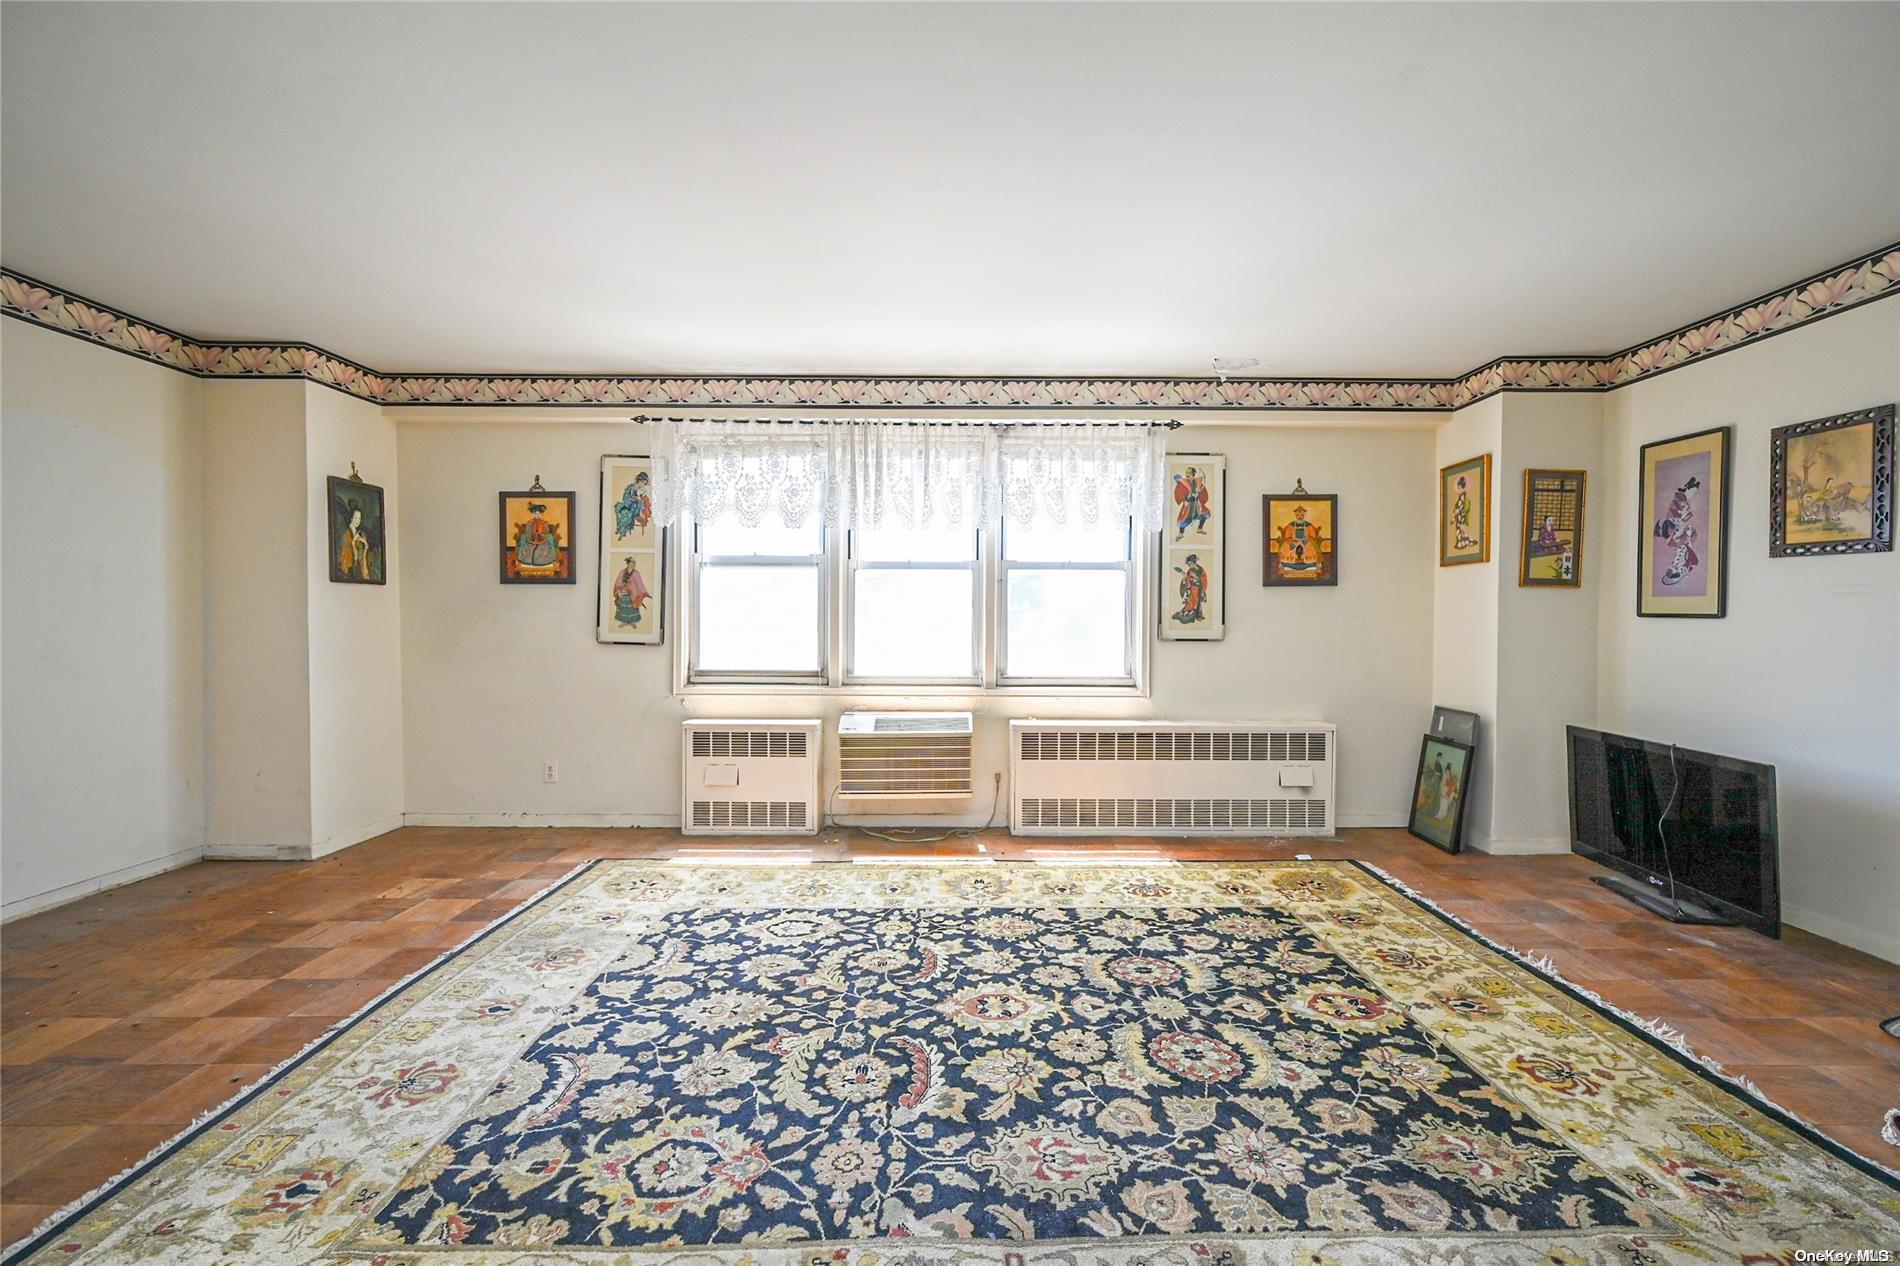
[{"left": 3, "top": 242, "right": 1897, "bottom": 412}]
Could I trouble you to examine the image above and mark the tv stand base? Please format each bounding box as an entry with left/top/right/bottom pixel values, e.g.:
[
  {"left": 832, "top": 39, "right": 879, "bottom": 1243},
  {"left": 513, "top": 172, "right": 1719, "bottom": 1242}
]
[{"left": 1592, "top": 874, "right": 1736, "bottom": 926}]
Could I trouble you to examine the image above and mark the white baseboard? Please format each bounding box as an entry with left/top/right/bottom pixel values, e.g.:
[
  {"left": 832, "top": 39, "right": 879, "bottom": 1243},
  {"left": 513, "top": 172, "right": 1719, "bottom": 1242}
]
[
  {"left": 310, "top": 814, "right": 405, "bottom": 858},
  {"left": 203, "top": 843, "right": 307, "bottom": 861},
  {"left": 1, "top": 845, "right": 205, "bottom": 923},
  {"left": 402, "top": 813, "right": 682, "bottom": 828},
  {"left": 1782, "top": 903, "right": 1900, "bottom": 966},
  {"left": 1466, "top": 836, "right": 1572, "bottom": 856}
]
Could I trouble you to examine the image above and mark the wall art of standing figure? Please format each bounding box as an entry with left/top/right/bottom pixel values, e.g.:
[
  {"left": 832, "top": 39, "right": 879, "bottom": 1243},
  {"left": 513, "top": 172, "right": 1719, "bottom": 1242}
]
[
  {"left": 1638, "top": 426, "right": 1730, "bottom": 617},
  {"left": 598, "top": 455, "right": 665, "bottom": 643},
  {"left": 1439, "top": 454, "right": 1491, "bottom": 566},
  {"left": 1172, "top": 464, "right": 1213, "bottom": 541},
  {"left": 1171, "top": 551, "right": 1210, "bottom": 626},
  {"left": 1158, "top": 454, "right": 1225, "bottom": 641}
]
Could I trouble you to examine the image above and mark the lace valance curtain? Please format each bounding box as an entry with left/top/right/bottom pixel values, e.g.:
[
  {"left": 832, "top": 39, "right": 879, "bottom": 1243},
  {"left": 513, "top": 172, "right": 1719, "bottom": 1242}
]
[{"left": 650, "top": 419, "right": 1166, "bottom": 530}]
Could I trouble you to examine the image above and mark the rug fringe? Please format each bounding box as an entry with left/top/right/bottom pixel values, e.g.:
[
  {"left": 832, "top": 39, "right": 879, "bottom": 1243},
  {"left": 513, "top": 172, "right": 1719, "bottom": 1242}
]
[
  {"left": 1, "top": 859, "right": 602, "bottom": 1262},
  {"left": 1353, "top": 860, "right": 1900, "bottom": 1183}
]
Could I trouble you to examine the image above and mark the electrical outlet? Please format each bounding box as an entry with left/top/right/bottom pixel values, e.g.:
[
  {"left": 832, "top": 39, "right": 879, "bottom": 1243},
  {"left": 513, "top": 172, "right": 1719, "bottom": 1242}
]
[{"left": 543, "top": 761, "right": 559, "bottom": 784}]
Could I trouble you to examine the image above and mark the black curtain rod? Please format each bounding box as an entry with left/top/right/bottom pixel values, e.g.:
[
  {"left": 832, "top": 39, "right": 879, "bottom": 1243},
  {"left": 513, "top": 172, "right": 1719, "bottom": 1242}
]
[{"left": 627, "top": 414, "right": 1182, "bottom": 430}]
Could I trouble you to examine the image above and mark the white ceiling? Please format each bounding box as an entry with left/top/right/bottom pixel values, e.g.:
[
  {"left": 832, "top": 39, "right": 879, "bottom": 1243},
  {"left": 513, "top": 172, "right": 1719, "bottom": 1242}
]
[{"left": 3, "top": 2, "right": 1897, "bottom": 378}]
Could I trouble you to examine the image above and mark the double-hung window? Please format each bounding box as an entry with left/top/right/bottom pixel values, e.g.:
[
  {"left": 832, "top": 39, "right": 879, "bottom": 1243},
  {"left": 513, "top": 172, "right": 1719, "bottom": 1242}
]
[
  {"left": 846, "top": 523, "right": 981, "bottom": 683},
  {"left": 997, "top": 518, "right": 1135, "bottom": 684},
  {"left": 690, "top": 516, "right": 827, "bottom": 681},
  {"left": 687, "top": 513, "right": 1140, "bottom": 689}
]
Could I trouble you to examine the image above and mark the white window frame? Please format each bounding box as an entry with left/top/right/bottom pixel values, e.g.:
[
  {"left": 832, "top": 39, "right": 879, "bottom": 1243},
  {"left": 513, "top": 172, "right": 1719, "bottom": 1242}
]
[
  {"left": 686, "top": 519, "right": 830, "bottom": 684},
  {"left": 681, "top": 514, "right": 1148, "bottom": 695},
  {"left": 994, "top": 517, "right": 1139, "bottom": 688},
  {"left": 844, "top": 525, "right": 984, "bottom": 687}
]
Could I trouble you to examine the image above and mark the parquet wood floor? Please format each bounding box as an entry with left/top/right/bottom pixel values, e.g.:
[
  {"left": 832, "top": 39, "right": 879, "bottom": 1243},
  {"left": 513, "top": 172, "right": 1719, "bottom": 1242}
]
[{"left": 3, "top": 826, "right": 1896, "bottom": 1247}]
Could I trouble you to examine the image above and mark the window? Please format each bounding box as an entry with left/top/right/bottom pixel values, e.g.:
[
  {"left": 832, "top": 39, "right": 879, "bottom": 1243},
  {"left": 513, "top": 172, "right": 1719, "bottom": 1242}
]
[
  {"left": 687, "top": 512, "right": 1140, "bottom": 689},
  {"left": 690, "top": 517, "right": 827, "bottom": 679},
  {"left": 998, "top": 518, "right": 1134, "bottom": 683},
  {"left": 847, "top": 523, "right": 980, "bottom": 683}
]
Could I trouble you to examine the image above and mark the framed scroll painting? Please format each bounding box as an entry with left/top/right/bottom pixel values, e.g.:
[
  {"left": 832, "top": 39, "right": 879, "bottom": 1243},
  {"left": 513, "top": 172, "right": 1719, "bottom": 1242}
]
[
  {"left": 597, "top": 455, "right": 664, "bottom": 644},
  {"left": 1160, "top": 453, "right": 1225, "bottom": 640}
]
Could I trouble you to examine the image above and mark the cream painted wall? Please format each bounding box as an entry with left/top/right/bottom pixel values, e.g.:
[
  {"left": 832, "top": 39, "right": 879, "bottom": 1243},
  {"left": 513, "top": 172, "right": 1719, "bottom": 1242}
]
[
  {"left": 1491, "top": 393, "right": 1605, "bottom": 849},
  {"left": 10, "top": 293, "right": 1891, "bottom": 964},
  {"left": 398, "top": 417, "right": 1437, "bottom": 831},
  {"left": 1431, "top": 397, "right": 1503, "bottom": 852},
  {"left": 1596, "top": 299, "right": 1900, "bottom": 962},
  {"left": 203, "top": 379, "right": 313, "bottom": 855},
  {"left": 2, "top": 322, "right": 206, "bottom": 916},
  {"left": 303, "top": 385, "right": 404, "bottom": 853}
]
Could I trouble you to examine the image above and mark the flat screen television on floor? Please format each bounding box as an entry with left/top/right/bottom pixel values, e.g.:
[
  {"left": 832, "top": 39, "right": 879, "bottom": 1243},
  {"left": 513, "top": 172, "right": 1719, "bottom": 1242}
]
[{"left": 1565, "top": 725, "right": 1780, "bottom": 937}]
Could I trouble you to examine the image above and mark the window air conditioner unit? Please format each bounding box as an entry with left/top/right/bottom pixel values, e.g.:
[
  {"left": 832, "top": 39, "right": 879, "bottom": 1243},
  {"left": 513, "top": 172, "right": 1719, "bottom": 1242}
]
[
  {"left": 681, "top": 720, "right": 821, "bottom": 835},
  {"left": 1010, "top": 720, "right": 1336, "bottom": 836},
  {"left": 837, "top": 712, "right": 974, "bottom": 799}
]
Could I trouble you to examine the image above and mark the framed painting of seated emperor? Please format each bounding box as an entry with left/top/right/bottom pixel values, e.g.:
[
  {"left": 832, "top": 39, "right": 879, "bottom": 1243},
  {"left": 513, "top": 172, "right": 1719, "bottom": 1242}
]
[
  {"left": 1263, "top": 491, "right": 1337, "bottom": 586},
  {"left": 499, "top": 489, "right": 576, "bottom": 584}
]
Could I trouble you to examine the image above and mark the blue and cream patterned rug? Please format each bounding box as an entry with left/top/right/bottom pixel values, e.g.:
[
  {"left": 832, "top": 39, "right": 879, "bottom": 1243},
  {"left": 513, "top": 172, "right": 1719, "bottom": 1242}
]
[{"left": 6, "top": 861, "right": 1896, "bottom": 1264}]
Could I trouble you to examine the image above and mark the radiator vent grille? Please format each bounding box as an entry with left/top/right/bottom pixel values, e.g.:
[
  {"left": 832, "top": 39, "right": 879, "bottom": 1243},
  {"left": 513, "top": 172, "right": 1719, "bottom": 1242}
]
[
  {"left": 1010, "top": 721, "right": 1336, "bottom": 837},
  {"left": 838, "top": 736, "right": 974, "bottom": 797},
  {"left": 1018, "top": 729, "right": 1328, "bottom": 763},
  {"left": 690, "top": 729, "right": 810, "bottom": 760},
  {"left": 689, "top": 800, "right": 810, "bottom": 830},
  {"left": 1018, "top": 798, "right": 1328, "bottom": 832}
]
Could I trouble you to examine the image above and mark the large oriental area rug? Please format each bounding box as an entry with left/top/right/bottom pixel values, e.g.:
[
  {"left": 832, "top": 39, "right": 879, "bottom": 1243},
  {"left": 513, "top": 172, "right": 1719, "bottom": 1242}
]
[{"left": 8, "top": 862, "right": 1897, "bottom": 1265}]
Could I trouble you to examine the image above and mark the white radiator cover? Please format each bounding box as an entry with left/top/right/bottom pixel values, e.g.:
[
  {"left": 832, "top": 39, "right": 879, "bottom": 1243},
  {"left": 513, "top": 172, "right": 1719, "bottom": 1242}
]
[
  {"left": 1010, "top": 720, "right": 1336, "bottom": 836},
  {"left": 681, "top": 720, "right": 822, "bottom": 835}
]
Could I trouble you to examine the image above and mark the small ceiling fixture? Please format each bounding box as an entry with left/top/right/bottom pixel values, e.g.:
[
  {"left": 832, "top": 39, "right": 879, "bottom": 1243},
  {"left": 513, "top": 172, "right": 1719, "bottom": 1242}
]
[{"left": 1211, "top": 356, "right": 1260, "bottom": 381}]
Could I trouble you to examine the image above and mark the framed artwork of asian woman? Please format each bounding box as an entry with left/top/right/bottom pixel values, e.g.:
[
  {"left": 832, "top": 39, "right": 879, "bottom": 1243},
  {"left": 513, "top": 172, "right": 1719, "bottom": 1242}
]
[
  {"left": 1638, "top": 426, "right": 1731, "bottom": 618},
  {"left": 1439, "top": 454, "right": 1491, "bottom": 566},
  {"left": 597, "top": 454, "right": 665, "bottom": 644},
  {"left": 1519, "top": 469, "right": 1586, "bottom": 587},
  {"left": 327, "top": 471, "right": 386, "bottom": 585}
]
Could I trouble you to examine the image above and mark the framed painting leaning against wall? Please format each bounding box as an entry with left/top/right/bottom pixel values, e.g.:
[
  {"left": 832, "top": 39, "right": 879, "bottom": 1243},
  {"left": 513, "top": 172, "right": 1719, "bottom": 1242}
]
[
  {"left": 1768, "top": 402, "right": 1893, "bottom": 557},
  {"left": 597, "top": 454, "right": 664, "bottom": 644},
  {"left": 1408, "top": 733, "right": 1473, "bottom": 854}
]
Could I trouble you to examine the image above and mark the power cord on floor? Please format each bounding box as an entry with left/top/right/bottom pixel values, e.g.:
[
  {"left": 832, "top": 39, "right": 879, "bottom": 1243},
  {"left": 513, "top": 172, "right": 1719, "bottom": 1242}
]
[{"left": 833, "top": 772, "right": 1003, "bottom": 845}]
